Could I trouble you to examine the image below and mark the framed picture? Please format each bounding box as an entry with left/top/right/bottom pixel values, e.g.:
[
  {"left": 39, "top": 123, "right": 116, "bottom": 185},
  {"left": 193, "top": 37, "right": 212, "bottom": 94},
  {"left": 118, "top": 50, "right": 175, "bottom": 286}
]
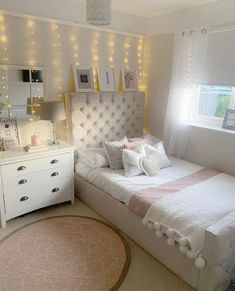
[
  {"left": 98, "top": 67, "right": 116, "bottom": 92},
  {"left": 0, "top": 118, "right": 20, "bottom": 149},
  {"left": 73, "top": 66, "right": 94, "bottom": 92},
  {"left": 121, "top": 68, "right": 137, "bottom": 91},
  {"left": 222, "top": 109, "right": 235, "bottom": 130}
]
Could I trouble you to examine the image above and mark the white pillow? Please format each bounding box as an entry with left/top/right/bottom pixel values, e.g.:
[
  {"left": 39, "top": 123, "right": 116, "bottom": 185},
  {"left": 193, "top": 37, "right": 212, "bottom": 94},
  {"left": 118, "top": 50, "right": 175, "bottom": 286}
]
[
  {"left": 77, "top": 148, "right": 109, "bottom": 168},
  {"left": 129, "top": 133, "right": 161, "bottom": 146},
  {"left": 144, "top": 133, "right": 161, "bottom": 146},
  {"left": 143, "top": 142, "right": 171, "bottom": 169},
  {"left": 122, "top": 144, "right": 145, "bottom": 177},
  {"left": 104, "top": 136, "right": 128, "bottom": 170}
]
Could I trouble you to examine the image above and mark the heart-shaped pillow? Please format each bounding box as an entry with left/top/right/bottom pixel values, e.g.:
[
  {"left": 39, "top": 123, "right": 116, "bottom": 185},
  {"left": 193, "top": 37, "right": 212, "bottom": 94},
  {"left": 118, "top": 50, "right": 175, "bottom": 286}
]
[{"left": 139, "top": 155, "right": 160, "bottom": 176}]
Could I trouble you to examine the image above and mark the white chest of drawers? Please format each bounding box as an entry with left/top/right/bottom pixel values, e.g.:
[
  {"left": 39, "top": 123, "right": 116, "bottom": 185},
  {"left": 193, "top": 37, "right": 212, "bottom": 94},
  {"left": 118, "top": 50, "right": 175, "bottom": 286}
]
[{"left": 0, "top": 144, "right": 74, "bottom": 228}]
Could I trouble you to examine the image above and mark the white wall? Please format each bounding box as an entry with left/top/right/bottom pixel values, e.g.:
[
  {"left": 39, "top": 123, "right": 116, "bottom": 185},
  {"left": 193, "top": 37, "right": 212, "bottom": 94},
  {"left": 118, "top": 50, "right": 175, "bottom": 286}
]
[
  {"left": 144, "top": 33, "right": 174, "bottom": 137},
  {"left": 0, "top": 0, "right": 146, "bottom": 35},
  {"left": 147, "top": 0, "right": 235, "bottom": 35},
  {"left": 0, "top": 14, "right": 144, "bottom": 145}
]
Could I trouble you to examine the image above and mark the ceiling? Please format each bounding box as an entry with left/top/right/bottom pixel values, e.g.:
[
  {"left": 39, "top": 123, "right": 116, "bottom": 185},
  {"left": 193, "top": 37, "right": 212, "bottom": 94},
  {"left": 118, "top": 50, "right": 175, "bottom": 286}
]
[{"left": 76, "top": 0, "right": 221, "bottom": 18}]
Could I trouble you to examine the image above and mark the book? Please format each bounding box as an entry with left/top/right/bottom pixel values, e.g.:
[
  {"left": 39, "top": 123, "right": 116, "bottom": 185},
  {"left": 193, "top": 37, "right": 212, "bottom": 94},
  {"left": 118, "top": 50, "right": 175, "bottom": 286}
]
[{"left": 24, "top": 144, "right": 48, "bottom": 152}]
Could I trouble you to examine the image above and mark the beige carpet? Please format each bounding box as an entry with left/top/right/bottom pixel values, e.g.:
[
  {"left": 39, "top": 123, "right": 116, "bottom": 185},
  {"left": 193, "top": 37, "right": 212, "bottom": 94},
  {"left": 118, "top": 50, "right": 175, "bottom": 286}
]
[{"left": 0, "top": 198, "right": 220, "bottom": 291}]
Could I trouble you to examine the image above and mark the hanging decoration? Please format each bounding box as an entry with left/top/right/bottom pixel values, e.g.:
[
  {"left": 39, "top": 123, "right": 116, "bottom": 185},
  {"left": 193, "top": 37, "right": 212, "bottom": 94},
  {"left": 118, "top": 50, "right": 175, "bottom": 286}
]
[{"left": 86, "top": 0, "right": 111, "bottom": 26}]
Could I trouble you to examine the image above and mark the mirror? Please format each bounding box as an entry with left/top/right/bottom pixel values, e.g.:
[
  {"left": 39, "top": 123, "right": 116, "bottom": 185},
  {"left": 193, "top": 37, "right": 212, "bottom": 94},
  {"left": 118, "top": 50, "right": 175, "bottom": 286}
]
[{"left": 0, "top": 65, "right": 46, "bottom": 119}]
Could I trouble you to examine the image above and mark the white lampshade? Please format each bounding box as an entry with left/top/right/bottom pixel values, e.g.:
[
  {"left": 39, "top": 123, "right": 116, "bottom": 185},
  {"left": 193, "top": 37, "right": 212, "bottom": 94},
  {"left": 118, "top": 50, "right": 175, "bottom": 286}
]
[
  {"left": 86, "top": 0, "right": 111, "bottom": 25},
  {"left": 40, "top": 101, "right": 66, "bottom": 121}
]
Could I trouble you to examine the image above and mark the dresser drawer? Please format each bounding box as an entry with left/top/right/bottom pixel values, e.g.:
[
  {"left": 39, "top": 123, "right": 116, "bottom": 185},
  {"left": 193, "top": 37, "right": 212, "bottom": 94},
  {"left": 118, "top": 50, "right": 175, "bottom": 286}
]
[
  {"left": 3, "top": 165, "right": 73, "bottom": 192},
  {"left": 1, "top": 152, "right": 71, "bottom": 179},
  {"left": 5, "top": 177, "right": 73, "bottom": 220}
]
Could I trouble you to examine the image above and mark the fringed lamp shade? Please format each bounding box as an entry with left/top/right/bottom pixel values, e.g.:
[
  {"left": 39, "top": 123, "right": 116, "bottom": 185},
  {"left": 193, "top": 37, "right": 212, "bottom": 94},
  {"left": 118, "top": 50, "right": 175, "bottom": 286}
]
[{"left": 86, "top": 0, "right": 111, "bottom": 25}]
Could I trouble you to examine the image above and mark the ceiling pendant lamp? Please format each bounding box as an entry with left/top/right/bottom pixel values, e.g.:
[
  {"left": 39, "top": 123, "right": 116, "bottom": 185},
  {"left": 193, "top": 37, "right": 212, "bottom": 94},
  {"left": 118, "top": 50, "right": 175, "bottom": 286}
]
[{"left": 86, "top": 0, "right": 111, "bottom": 25}]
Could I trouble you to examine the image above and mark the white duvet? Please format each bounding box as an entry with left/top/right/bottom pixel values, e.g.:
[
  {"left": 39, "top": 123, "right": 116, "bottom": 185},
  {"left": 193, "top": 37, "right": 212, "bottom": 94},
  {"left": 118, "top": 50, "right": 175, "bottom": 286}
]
[{"left": 76, "top": 157, "right": 202, "bottom": 204}]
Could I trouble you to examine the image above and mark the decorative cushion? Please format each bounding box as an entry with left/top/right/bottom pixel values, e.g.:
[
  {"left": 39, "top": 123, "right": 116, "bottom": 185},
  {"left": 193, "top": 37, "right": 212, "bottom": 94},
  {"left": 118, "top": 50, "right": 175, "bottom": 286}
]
[
  {"left": 104, "top": 137, "right": 128, "bottom": 170},
  {"left": 143, "top": 142, "right": 171, "bottom": 169},
  {"left": 77, "top": 148, "right": 109, "bottom": 168},
  {"left": 125, "top": 138, "right": 147, "bottom": 149},
  {"left": 140, "top": 155, "right": 160, "bottom": 176},
  {"left": 122, "top": 144, "right": 145, "bottom": 177}
]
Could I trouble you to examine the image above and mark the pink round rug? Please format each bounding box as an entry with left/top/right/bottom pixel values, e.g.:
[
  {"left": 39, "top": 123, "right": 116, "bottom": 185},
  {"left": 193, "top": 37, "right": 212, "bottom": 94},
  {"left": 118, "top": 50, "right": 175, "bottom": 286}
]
[{"left": 0, "top": 216, "right": 130, "bottom": 291}]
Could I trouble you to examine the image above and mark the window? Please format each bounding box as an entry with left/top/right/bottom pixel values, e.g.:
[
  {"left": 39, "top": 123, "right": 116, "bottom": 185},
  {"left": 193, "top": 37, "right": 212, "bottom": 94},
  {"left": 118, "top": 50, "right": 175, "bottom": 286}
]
[{"left": 194, "top": 85, "right": 235, "bottom": 124}]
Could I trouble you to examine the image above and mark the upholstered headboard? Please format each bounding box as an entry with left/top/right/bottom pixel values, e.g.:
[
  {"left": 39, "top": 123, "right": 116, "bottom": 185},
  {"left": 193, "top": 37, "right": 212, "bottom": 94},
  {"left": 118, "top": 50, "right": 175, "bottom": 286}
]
[{"left": 65, "top": 92, "right": 145, "bottom": 148}]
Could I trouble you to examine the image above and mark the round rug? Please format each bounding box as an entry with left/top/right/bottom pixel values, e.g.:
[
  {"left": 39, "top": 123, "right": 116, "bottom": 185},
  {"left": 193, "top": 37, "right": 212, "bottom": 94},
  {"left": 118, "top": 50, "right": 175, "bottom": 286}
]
[{"left": 0, "top": 215, "right": 130, "bottom": 291}]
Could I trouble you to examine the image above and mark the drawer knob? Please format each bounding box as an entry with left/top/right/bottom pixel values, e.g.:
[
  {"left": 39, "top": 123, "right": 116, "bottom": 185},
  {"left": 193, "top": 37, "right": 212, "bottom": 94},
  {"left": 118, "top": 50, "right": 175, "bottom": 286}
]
[
  {"left": 18, "top": 179, "right": 27, "bottom": 185},
  {"left": 51, "top": 159, "right": 58, "bottom": 164},
  {"left": 20, "top": 196, "right": 29, "bottom": 202},
  {"left": 17, "top": 166, "right": 26, "bottom": 171},
  {"left": 52, "top": 187, "right": 59, "bottom": 193},
  {"left": 51, "top": 172, "right": 59, "bottom": 177}
]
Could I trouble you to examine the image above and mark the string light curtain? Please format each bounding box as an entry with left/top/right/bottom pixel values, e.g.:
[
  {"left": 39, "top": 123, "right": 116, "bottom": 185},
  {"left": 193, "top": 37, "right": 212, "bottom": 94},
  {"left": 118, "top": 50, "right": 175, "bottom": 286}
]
[{"left": 86, "top": 0, "right": 111, "bottom": 25}]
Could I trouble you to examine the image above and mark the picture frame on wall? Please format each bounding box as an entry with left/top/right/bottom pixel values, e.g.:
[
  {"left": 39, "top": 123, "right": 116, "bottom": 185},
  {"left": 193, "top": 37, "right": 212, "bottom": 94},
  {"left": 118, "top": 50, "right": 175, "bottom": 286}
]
[
  {"left": 121, "top": 68, "right": 137, "bottom": 91},
  {"left": 98, "top": 67, "right": 116, "bottom": 92},
  {"left": 0, "top": 118, "right": 20, "bottom": 149},
  {"left": 222, "top": 109, "right": 235, "bottom": 131},
  {"left": 73, "top": 65, "right": 94, "bottom": 92}
]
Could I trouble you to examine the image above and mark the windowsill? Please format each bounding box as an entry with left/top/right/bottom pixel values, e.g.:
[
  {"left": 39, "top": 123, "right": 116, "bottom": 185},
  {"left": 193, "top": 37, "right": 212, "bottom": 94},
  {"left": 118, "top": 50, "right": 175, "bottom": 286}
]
[{"left": 190, "top": 122, "right": 235, "bottom": 135}]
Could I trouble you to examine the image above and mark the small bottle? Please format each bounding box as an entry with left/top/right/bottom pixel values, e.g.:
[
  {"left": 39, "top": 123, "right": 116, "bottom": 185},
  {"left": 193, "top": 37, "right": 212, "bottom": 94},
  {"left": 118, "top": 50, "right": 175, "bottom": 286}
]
[{"left": 31, "top": 133, "right": 41, "bottom": 146}]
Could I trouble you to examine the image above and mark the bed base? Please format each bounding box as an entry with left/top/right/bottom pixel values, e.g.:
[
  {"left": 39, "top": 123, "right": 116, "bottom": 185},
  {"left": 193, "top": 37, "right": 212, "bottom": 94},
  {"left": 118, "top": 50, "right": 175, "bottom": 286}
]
[{"left": 75, "top": 175, "right": 235, "bottom": 291}]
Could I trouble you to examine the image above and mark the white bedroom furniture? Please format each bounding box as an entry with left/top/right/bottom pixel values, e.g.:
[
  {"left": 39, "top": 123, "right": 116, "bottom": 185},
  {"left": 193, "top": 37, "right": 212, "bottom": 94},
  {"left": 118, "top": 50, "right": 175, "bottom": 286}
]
[
  {"left": 65, "top": 92, "right": 235, "bottom": 291},
  {"left": 0, "top": 144, "right": 74, "bottom": 228}
]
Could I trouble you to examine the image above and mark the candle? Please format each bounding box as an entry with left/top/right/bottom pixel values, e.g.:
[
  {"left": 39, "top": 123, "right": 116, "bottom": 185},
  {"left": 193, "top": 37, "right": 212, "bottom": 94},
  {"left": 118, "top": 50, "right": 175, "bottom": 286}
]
[{"left": 31, "top": 134, "right": 40, "bottom": 146}]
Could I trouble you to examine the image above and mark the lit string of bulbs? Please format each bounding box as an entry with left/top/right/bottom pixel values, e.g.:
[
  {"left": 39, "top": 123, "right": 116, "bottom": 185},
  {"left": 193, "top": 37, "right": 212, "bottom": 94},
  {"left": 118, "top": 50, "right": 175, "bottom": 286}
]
[
  {"left": 70, "top": 26, "right": 80, "bottom": 67},
  {"left": 51, "top": 22, "right": 63, "bottom": 98},
  {"left": 124, "top": 37, "right": 131, "bottom": 69},
  {"left": 0, "top": 14, "right": 11, "bottom": 117},
  {"left": 137, "top": 37, "right": 144, "bottom": 91},
  {"left": 92, "top": 31, "right": 99, "bottom": 91},
  {"left": 108, "top": 33, "right": 115, "bottom": 68},
  {"left": 27, "top": 19, "right": 39, "bottom": 119},
  {"left": 27, "top": 19, "right": 37, "bottom": 66}
]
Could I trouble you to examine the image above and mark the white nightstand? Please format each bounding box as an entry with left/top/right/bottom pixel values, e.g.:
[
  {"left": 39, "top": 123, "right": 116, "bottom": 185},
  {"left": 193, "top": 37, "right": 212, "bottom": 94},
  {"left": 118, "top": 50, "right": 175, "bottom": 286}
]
[{"left": 0, "top": 143, "right": 75, "bottom": 228}]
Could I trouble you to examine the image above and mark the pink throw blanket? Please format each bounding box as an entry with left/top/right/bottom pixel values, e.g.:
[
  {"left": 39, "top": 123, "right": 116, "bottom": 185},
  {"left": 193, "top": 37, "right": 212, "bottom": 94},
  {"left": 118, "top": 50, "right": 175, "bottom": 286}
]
[{"left": 128, "top": 168, "right": 220, "bottom": 217}]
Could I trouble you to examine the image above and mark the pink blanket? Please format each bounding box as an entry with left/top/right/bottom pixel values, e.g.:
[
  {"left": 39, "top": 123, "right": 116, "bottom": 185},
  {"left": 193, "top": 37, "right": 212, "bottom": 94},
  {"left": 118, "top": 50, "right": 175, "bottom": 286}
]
[{"left": 128, "top": 168, "right": 220, "bottom": 217}]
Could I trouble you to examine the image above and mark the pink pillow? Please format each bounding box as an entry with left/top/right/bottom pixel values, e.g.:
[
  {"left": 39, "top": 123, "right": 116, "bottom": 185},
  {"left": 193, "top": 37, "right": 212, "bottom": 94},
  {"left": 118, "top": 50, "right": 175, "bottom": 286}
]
[{"left": 125, "top": 139, "right": 147, "bottom": 149}]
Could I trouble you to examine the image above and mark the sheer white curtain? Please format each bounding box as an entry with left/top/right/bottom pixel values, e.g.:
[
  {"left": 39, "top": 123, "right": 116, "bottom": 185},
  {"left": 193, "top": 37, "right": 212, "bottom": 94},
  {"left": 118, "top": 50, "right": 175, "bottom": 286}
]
[{"left": 163, "top": 29, "right": 209, "bottom": 158}]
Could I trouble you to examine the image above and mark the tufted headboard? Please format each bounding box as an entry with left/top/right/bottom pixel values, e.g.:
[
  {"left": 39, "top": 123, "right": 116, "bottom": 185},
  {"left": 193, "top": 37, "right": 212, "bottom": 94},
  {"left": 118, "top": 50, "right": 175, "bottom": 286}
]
[{"left": 65, "top": 92, "right": 145, "bottom": 148}]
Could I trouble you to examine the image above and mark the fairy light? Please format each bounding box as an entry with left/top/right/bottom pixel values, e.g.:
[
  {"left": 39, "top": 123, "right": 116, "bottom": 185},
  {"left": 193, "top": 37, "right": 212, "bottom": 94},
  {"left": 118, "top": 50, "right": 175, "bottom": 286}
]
[
  {"left": 0, "top": 14, "right": 10, "bottom": 116},
  {"left": 51, "top": 22, "right": 63, "bottom": 98},
  {"left": 70, "top": 26, "right": 80, "bottom": 67},
  {"left": 137, "top": 37, "right": 144, "bottom": 91},
  {"left": 91, "top": 31, "right": 99, "bottom": 91},
  {"left": 27, "top": 19, "right": 37, "bottom": 67},
  {"left": 124, "top": 37, "right": 131, "bottom": 69},
  {"left": 108, "top": 33, "right": 115, "bottom": 68},
  {"left": 0, "top": 14, "right": 8, "bottom": 65}
]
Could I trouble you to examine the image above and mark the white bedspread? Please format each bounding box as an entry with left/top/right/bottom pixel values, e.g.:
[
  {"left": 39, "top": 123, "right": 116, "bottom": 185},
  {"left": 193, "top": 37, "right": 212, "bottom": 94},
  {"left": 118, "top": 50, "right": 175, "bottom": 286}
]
[
  {"left": 75, "top": 157, "right": 202, "bottom": 204},
  {"left": 76, "top": 157, "right": 235, "bottom": 268},
  {"left": 144, "top": 173, "right": 235, "bottom": 268}
]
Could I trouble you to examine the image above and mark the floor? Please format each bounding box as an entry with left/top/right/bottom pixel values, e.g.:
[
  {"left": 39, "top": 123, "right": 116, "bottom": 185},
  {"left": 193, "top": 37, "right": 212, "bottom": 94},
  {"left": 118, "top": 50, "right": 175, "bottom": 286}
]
[{"left": 0, "top": 199, "right": 232, "bottom": 291}]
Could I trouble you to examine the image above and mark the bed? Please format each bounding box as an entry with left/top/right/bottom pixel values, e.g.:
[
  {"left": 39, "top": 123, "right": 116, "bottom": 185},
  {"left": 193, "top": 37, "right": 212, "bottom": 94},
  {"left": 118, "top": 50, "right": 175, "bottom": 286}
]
[{"left": 65, "top": 92, "right": 235, "bottom": 291}]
